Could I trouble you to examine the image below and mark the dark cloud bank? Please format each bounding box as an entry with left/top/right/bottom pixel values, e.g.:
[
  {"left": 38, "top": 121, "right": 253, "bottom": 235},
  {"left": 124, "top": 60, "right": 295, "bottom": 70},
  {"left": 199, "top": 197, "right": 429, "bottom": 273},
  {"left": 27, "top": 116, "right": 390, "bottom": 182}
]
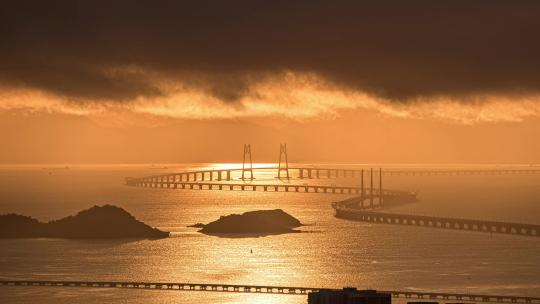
[{"left": 1, "top": 0, "right": 540, "bottom": 102}]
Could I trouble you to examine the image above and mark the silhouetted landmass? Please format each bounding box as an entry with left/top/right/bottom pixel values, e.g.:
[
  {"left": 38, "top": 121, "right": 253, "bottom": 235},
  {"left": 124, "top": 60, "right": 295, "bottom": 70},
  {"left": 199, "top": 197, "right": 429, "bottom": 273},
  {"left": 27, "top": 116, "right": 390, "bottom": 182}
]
[
  {"left": 188, "top": 223, "right": 205, "bottom": 228},
  {"left": 0, "top": 205, "right": 169, "bottom": 239},
  {"left": 0, "top": 214, "right": 43, "bottom": 238},
  {"left": 195, "top": 209, "right": 302, "bottom": 236}
]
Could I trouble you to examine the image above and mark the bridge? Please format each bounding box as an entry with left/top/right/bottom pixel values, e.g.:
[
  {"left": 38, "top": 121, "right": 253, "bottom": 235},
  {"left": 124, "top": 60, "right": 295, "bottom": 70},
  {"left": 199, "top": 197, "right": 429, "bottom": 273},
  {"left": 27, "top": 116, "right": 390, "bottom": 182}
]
[
  {"left": 293, "top": 167, "right": 540, "bottom": 178},
  {"left": 126, "top": 166, "right": 540, "bottom": 184},
  {"left": 2, "top": 280, "right": 540, "bottom": 303},
  {"left": 124, "top": 144, "right": 540, "bottom": 238},
  {"left": 125, "top": 144, "right": 540, "bottom": 185},
  {"left": 331, "top": 189, "right": 540, "bottom": 238},
  {"left": 126, "top": 178, "right": 414, "bottom": 197},
  {"left": 333, "top": 201, "right": 540, "bottom": 238},
  {"left": 126, "top": 147, "right": 395, "bottom": 197}
]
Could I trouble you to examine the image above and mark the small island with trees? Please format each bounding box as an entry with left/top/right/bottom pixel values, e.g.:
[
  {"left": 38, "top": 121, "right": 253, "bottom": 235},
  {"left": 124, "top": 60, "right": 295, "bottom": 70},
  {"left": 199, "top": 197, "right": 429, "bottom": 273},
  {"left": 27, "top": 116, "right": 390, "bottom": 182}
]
[
  {"left": 0, "top": 205, "right": 169, "bottom": 239},
  {"left": 191, "top": 209, "right": 302, "bottom": 236}
]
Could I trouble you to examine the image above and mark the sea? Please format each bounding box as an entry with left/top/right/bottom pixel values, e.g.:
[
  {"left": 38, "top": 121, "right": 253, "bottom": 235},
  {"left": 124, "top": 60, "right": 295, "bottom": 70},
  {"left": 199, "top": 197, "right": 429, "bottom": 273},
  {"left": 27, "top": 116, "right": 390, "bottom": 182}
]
[{"left": 0, "top": 164, "right": 539, "bottom": 304}]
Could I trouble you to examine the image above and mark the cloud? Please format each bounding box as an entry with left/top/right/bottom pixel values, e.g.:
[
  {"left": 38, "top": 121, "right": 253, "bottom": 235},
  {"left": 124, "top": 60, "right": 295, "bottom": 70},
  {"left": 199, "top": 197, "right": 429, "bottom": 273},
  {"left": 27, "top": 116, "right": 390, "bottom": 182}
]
[
  {"left": 1, "top": 1, "right": 540, "bottom": 121},
  {"left": 3, "top": 72, "right": 540, "bottom": 125}
]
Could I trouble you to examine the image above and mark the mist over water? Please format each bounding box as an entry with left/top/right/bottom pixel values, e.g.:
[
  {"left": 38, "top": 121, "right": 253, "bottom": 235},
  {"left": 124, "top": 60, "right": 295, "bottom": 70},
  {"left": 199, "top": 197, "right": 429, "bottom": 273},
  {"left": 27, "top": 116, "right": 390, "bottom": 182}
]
[{"left": 1, "top": 164, "right": 539, "bottom": 304}]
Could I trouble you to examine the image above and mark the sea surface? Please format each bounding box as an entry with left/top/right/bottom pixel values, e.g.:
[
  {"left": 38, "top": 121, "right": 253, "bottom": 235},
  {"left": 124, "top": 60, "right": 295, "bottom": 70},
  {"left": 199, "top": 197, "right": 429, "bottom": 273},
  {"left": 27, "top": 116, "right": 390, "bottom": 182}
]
[{"left": 0, "top": 164, "right": 539, "bottom": 304}]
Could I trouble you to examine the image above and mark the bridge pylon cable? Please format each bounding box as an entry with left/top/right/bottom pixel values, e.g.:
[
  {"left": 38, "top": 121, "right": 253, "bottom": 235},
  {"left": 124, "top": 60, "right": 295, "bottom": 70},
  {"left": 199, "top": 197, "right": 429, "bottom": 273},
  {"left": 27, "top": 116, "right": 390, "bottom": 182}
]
[
  {"left": 370, "top": 168, "right": 374, "bottom": 208},
  {"left": 379, "top": 168, "right": 383, "bottom": 206},
  {"left": 360, "top": 168, "right": 364, "bottom": 208},
  {"left": 241, "top": 144, "right": 254, "bottom": 180},
  {"left": 277, "top": 143, "right": 290, "bottom": 179}
]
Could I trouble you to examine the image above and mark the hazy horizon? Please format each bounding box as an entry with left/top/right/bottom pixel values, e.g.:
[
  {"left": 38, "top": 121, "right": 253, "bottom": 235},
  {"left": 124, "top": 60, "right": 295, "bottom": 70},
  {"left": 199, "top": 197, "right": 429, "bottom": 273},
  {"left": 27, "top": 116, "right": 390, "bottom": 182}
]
[{"left": 2, "top": 110, "right": 540, "bottom": 164}]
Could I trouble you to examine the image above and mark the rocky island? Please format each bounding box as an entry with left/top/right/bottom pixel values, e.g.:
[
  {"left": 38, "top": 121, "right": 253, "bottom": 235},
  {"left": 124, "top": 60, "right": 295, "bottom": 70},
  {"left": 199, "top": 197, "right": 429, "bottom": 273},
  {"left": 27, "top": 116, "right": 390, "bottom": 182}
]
[
  {"left": 0, "top": 205, "right": 169, "bottom": 239},
  {"left": 192, "top": 209, "right": 302, "bottom": 236}
]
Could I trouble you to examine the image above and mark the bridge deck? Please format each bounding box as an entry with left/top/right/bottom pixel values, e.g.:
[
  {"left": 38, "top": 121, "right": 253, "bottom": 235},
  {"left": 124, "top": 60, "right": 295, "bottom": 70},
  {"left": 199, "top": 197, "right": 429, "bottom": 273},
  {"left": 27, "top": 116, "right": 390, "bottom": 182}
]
[
  {"left": 332, "top": 203, "right": 540, "bottom": 238},
  {"left": 126, "top": 166, "right": 540, "bottom": 184},
  {"left": 127, "top": 180, "right": 408, "bottom": 196},
  {"left": 1, "top": 280, "right": 539, "bottom": 303}
]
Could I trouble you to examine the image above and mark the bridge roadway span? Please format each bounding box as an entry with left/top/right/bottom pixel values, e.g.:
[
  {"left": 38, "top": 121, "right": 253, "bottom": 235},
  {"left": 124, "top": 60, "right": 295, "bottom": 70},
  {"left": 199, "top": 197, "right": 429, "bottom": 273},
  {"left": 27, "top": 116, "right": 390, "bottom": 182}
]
[
  {"left": 292, "top": 167, "right": 540, "bottom": 178},
  {"left": 332, "top": 200, "right": 540, "bottom": 238},
  {"left": 126, "top": 178, "right": 410, "bottom": 197},
  {"left": 2, "top": 280, "right": 539, "bottom": 303},
  {"left": 126, "top": 167, "right": 540, "bottom": 184}
]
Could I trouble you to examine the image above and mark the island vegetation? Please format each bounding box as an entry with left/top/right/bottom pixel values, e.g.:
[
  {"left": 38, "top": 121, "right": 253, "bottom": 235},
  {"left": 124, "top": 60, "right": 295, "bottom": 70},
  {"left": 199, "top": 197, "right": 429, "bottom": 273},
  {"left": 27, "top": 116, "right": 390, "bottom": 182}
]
[
  {"left": 0, "top": 205, "right": 169, "bottom": 239},
  {"left": 191, "top": 209, "right": 302, "bottom": 236}
]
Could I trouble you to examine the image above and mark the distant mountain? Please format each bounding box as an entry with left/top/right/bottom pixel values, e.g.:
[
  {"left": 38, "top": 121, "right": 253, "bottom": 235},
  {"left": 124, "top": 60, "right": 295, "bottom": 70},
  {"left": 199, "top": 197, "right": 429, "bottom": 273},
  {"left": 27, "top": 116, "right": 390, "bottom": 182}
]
[
  {"left": 195, "top": 209, "right": 302, "bottom": 236},
  {"left": 0, "top": 205, "right": 169, "bottom": 239}
]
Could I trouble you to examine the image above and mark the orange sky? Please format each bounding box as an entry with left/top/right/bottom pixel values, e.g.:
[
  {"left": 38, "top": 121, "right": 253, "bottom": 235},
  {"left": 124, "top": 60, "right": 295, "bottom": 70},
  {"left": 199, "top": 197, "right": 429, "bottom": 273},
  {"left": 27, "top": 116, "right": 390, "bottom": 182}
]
[
  {"left": 1, "top": 104, "right": 539, "bottom": 164},
  {"left": 2, "top": 2, "right": 540, "bottom": 164}
]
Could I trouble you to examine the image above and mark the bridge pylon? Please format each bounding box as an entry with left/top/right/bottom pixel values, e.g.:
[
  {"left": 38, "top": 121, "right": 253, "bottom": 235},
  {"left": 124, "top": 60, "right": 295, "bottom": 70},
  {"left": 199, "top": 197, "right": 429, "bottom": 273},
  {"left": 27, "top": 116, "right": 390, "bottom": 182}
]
[
  {"left": 360, "top": 168, "right": 364, "bottom": 208},
  {"left": 379, "top": 168, "right": 383, "bottom": 206},
  {"left": 370, "top": 168, "right": 374, "bottom": 208},
  {"left": 277, "top": 143, "right": 290, "bottom": 179},
  {"left": 241, "top": 144, "right": 254, "bottom": 180}
]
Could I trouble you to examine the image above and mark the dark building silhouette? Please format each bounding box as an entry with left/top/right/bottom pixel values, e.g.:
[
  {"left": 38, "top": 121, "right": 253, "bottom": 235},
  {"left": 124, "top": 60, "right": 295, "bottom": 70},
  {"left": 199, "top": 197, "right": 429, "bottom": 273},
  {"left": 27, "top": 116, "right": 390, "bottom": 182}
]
[{"left": 308, "top": 288, "right": 391, "bottom": 304}]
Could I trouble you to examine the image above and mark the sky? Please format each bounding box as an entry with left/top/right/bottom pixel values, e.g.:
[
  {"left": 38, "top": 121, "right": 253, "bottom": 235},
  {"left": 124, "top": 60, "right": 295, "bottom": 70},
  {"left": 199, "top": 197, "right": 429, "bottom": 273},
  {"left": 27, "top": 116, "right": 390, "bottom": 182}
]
[{"left": 1, "top": 1, "right": 540, "bottom": 164}]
